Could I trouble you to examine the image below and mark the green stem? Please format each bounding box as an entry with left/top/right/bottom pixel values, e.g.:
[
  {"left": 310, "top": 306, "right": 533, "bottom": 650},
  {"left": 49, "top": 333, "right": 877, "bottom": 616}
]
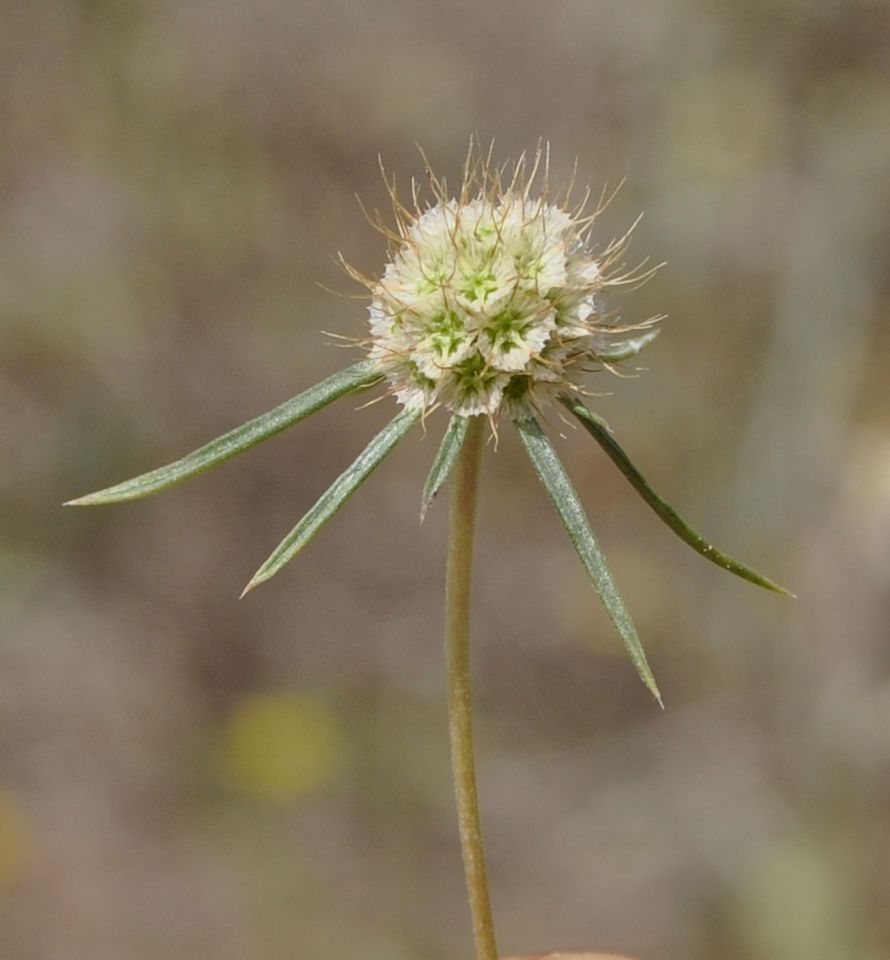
[{"left": 445, "top": 415, "right": 498, "bottom": 960}]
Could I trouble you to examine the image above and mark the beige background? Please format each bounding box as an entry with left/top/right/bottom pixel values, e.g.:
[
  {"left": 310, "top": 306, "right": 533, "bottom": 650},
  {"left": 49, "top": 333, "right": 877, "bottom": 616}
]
[{"left": 2, "top": 1, "right": 889, "bottom": 958}]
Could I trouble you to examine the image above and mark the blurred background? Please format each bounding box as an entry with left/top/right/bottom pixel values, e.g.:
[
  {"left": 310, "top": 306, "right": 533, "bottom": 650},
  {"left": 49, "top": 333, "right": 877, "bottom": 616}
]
[{"left": 2, "top": 1, "right": 889, "bottom": 957}]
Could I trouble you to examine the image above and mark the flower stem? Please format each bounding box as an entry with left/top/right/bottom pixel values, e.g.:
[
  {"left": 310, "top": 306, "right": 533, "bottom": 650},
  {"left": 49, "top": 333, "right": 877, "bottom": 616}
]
[{"left": 445, "top": 415, "right": 498, "bottom": 960}]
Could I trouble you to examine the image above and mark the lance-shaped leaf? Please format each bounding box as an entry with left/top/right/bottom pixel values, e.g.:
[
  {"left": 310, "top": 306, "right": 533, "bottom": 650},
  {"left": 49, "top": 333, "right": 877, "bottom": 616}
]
[
  {"left": 560, "top": 395, "right": 792, "bottom": 597},
  {"left": 242, "top": 407, "right": 421, "bottom": 595},
  {"left": 420, "top": 414, "right": 470, "bottom": 521},
  {"left": 66, "top": 361, "right": 379, "bottom": 506},
  {"left": 594, "top": 330, "right": 660, "bottom": 363},
  {"left": 514, "top": 415, "right": 662, "bottom": 704}
]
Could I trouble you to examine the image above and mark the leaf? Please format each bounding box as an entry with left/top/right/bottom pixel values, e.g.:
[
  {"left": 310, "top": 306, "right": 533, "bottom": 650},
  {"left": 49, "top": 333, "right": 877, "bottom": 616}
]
[
  {"left": 560, "top": 395, "right": 793, "bottom": 596},
  {"left": 514, "top": 415, "right": 662, "bottom": 704},
  {"left": 420, "top": 415, "right": 470, "bottom": 521},
  {"left": 241, "top": 407, "right": 421, "bottom": 595},
  {"left": 65, "top": 361, "right": 379, "bottom": 505},
  {"left": 594, "top": 330, "right": 660, "bottom": 362}
]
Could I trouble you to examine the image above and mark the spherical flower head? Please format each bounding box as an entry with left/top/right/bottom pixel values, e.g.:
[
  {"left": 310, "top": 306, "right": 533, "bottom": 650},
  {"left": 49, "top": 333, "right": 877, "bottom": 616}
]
[{"left": 356, "top": 144, "right": 655, "bottom": 420}]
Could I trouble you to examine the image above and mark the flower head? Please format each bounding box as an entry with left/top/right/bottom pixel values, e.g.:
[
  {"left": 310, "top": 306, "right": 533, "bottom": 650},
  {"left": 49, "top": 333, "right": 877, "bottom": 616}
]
[{"left": 348, "top": 143, "right": 658, "bottom": 421}]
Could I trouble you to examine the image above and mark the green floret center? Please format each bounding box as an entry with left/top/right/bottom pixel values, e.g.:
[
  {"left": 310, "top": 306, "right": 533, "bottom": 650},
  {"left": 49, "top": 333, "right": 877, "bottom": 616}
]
[
  {"left": 503, "top": 375, "right": 531, "bottom": 404},
  {"left": 407, "top": 362, "right": 437, "bottom": 390},
  {"left": 451, "top": 354, "right": 502, "bottom": 401},
  {"left": 426, "top": 310, "right": 466, "bottom": 358},
  {"left": 460, "top": 267, "right": 500, "bottom": 303},
  {"left": 482, "top": 306, "right": 530, "bottom": 353}
]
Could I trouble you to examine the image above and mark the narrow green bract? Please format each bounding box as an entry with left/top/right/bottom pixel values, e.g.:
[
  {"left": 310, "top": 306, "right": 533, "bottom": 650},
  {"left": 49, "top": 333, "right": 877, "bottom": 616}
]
[
  {"left": 420, "top": 415, "right": 470, "bottom": 520},
  {"left": 514, "top": 415, "right": 662, "bottom": 704},
  {"left": 242, "top": 407, "right": 421, "bottom": 595},
  {"left": 560, "top": 396, "right": 792, "bottom": 596},
  {"left": 65, "top": 361, "right": 378, "bottom": 506}
]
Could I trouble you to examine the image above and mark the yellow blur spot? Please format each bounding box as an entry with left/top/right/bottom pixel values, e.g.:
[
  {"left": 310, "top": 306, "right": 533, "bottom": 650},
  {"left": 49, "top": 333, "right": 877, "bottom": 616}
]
[
  {"left": 218, "top": 692, "right": 345, "bottom": 804},
  {"left": 0, "top": 788, "right": 29, "bottom": 885}
]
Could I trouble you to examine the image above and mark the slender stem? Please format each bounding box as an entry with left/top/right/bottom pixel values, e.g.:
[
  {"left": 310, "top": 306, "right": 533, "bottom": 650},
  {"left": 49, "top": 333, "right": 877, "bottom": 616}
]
[{"left": 445, "top": 415, "right": 498, "bottom": 960}]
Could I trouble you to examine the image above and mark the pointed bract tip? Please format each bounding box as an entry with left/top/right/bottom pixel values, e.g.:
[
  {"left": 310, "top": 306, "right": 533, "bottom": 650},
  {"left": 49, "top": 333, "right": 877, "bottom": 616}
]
[
  {"left": 762, "top": 579, "right": 795, "bottom": 598},
  {"left": 63, "top": 489, "right": 130, "bottom": 507},
  {"left": 766, "top": 579, "right": 796, "bottom": 598},
  {"left": 239, "top": 577, "right": 262, "bottom": 600},
  {"left": 646, "top": 680, "right": 664, "bottom": 709}
]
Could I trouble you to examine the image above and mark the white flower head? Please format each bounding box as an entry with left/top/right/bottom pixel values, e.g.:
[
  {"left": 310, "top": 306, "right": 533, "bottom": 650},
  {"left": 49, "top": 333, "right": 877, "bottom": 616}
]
[{"left": 347, "top": 141, "right": 659, "bottom": 420}]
